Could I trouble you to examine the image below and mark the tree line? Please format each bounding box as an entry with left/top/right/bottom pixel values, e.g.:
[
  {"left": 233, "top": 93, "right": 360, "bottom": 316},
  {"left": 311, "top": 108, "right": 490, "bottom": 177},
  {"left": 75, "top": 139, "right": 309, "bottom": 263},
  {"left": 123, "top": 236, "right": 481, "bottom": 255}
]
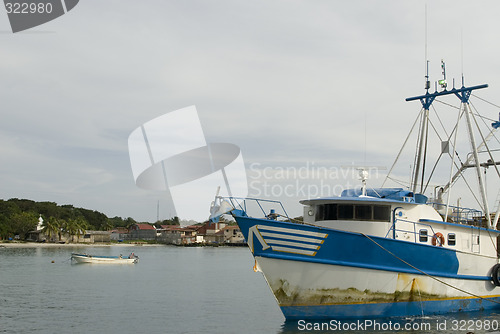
[{"left": 0, "top": 198, "right": 179, "bottom": 241}]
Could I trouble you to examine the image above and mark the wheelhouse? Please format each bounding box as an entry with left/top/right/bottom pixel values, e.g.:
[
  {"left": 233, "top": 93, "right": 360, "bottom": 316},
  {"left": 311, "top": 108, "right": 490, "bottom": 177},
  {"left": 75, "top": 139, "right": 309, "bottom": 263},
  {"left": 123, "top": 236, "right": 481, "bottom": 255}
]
[{"left": 315, "top": 203, "right": 391, "bottom": 222}]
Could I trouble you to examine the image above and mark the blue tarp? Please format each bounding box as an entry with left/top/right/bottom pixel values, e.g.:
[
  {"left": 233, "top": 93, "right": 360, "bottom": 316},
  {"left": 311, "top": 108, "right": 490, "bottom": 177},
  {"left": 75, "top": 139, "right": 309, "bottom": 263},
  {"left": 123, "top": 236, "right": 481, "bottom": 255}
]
[{"left": 341, "top": 188, "right": 428, "bottom": 204}]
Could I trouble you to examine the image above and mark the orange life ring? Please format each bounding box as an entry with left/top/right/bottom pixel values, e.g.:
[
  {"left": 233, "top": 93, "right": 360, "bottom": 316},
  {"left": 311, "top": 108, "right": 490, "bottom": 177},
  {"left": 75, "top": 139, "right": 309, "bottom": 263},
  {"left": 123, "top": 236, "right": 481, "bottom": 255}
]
[{"left": 432, "top": 232, "right": 445, "bottom": 247}]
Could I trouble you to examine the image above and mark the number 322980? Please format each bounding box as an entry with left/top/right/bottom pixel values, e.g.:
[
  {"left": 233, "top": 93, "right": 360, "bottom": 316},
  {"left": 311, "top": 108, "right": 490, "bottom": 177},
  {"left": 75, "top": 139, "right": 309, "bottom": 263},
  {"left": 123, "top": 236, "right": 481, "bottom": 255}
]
[{"left": 5, "top": 2, "right": 53, "bottom": 14}]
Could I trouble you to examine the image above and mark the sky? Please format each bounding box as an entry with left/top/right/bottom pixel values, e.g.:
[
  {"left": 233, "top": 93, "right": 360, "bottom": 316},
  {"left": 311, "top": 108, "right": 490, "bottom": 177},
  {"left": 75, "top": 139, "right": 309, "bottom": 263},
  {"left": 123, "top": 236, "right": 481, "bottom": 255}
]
[{"left": 2, "top": 1, "right": 500, "bottom": 223}]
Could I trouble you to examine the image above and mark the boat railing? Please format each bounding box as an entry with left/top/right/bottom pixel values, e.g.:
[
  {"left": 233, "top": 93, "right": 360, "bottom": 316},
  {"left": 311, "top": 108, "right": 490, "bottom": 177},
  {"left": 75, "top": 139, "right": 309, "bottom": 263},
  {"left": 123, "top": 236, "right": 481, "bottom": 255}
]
[
  {"left": 223, "top": 197, "right": 296, "bottom": 223},
  {"left": 429, "top": 202, "right": 483, "bottom": 226},
  {"left": 385, "top": 218, "right": 439, "bottom": 244}
]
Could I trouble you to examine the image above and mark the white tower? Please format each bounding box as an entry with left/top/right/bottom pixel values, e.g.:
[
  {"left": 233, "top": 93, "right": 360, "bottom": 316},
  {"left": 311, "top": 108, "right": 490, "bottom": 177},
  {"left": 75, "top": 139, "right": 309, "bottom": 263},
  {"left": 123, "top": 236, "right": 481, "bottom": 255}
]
[{"left": 37, "top": 215, "right": 43, "bottom": 231}]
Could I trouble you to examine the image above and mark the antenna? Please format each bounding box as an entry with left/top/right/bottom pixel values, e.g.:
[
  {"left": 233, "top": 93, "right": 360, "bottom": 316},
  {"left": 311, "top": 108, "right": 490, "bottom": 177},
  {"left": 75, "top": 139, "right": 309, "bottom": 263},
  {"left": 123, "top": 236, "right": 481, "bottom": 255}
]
[
  {"left": 364, "top": 111, "right": 367, "bottom": 164},
  {"left": 424, "top": 5, "right": 430, "bottom": 92},
  {"left": 157, "top": 200, "right": 160, "bottom": 222},
  {"left": 461, "top": 27, "right": 464, "bottom": 86}
]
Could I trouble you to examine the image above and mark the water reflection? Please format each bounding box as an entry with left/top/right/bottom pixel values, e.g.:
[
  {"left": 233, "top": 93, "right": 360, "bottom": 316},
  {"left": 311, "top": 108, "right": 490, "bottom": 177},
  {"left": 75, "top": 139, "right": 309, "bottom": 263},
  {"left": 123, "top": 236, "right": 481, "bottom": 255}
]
[
  {"left": 0, "top": 245, "right": 284, "bottom": 334},
  {"left": 278, "top": 310, "right": 500, "bottom": 334}
]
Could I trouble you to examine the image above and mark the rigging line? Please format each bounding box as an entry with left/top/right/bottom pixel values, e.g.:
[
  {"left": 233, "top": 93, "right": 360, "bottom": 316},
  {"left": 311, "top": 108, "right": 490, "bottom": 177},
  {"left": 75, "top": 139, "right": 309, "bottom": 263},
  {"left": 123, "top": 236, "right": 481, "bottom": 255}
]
[
  {"left": 469, "top": 104, "right": 500, "bottom": 240},
  {"left": 470, "top": 106, "right": 500, "bottom": 180},
  {"left": 420, "top": 111, "right": 430, "bottom": 193},
  {"left": 360, "top": 233, "right": 500, "bottom": 305},
  {"left": 422, "top": 153, "right": 443, "bottom": 195},
  {"left": 427, "top": 116, "right": 445, "bottom": 141},
  {"left": 422, "top": 117, "right": 445, "bottom": 194},
  {"left": 385, "top": 176, "right": 410, "bottom": 188},
  {"left": 423, "top": 113, "right": 463, "bottom": 193},
  {"left": 464, "top": 102, "right": 491, "bottom": 222},
  {"left": 441, "top": 109, "right": 470, "bottom": 194},
  {"left": 431, "top": 104, "right": 450, "bottom": 139},
  {"left": 442, "top": 150, "right": 484, "bottom": 212},
  {"left": 423, "top": 151, "right": 473, "bottom": 199},
  {"left": 382, "top": 108, "right": 423, "bottom": 187},
  {"left": 458, "top": 166, "right": 484, "bottom": 211},
  {"left": 470, "top": 100, "right": 498, "bottom": 122},
  {"left": 445, "top": 102, "right": 464, "bottom": 223},
  {"left": 470, "top": 100, "right": 500, "bottom": 146},
  {"left": 471, "top": 93, "right": 500, "bottom": 110},
  {"left": 434, "top": 99, "right": 460, "bottom": 110},
  {"left": 474, "top": 113, "right": 497, "bottom": 123},
  {"left": 413, "top": 109, "right": 426, "bottom": 191},
  {"left": 368, "top": 187, "right": 382, "bottom": 198},
  {"left": 432, "top": 100, "right": 482, "bottom": 176},
  {"left": 442, "top": 142, "right": 484, "bottom": 213}
]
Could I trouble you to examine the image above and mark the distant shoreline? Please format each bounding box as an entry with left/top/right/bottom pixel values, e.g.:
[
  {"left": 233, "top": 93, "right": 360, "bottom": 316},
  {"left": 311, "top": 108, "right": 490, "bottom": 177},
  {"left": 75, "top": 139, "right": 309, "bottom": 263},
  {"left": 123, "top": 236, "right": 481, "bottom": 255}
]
[
  {"left": 0, "top": 241, "right": 246, "bottom": 248},
  {"left": 0, "top": 241, "right": 162, "bottom": 248}
]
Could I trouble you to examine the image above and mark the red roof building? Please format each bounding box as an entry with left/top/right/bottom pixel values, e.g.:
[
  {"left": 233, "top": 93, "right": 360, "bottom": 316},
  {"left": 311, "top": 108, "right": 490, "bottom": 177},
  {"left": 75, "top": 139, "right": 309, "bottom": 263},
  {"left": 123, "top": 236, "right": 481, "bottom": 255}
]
[{"left": 129, "top": 223, "right": 156, "bottom": 240}]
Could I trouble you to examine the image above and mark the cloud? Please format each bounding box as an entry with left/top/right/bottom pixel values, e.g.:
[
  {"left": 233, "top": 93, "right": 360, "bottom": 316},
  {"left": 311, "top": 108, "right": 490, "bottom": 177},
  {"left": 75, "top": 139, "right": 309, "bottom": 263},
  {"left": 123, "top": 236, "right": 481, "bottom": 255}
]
[{"left": 1, "top": 0, "right": 500, "bottom": 221}]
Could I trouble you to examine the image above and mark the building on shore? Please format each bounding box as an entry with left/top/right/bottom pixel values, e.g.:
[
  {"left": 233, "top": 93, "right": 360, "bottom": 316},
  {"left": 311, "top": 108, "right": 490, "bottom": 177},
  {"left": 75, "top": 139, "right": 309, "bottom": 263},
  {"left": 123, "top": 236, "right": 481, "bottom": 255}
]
[
  {"left": 110, "top": 227, "right": 129, "bottom": 241},
  {"left": 129, "top": 223, "right": 156, "bottom": 240},
  {"left": 196, "top": 221, "right": 226, "bottom": 244},
  {"left": 216, "top": 225, "right": 245, "bottom": 244},
  {"left": 25, "top": 220, "right": 244, "bottom": 245},
  {"left": 26, "top": 230, "right": 111, "bottom": 243}
]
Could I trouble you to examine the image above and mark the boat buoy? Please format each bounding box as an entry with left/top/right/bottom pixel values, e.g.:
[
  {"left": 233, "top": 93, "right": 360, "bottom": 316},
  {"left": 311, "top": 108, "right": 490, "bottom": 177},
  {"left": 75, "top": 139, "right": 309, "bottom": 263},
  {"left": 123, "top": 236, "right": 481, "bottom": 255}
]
[
  {"left": 431, "top": 232, "right": 445, "bottom": 247},
  {"left": 491, "top": 263, "right": 500, "bottom": 286}
]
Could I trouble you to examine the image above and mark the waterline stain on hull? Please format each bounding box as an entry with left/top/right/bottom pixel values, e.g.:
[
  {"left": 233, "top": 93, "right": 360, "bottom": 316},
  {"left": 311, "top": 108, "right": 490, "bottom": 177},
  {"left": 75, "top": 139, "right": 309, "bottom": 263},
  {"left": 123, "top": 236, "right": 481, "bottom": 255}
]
[
  {"left": 253, "top": 255, "right": 500, "bottom": 319},
  {"left": 281, "top": 296, "right": 500, "bottom": 320}
]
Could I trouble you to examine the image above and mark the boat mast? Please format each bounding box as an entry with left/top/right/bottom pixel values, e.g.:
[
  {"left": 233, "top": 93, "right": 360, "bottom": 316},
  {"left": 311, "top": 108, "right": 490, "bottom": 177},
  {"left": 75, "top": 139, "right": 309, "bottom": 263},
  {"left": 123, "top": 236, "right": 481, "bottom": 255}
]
[
  {"left": 406, "top": 81, "right": 490, "bottom": 223},
  {"left": 411, "top": 60, "right": 432, "bottom": 194},
  {"left": 411, "top": 12, "right": 432, "bottom": 195},
  {"left": 460, "top": 89, "right": 491, "bottom": 227}
]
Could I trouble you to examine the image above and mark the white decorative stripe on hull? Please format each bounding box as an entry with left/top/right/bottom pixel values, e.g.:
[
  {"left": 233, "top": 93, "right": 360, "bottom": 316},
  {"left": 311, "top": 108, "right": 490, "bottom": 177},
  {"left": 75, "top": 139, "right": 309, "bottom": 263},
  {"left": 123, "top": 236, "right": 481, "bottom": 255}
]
[
  {"left": 258, "top": 225, "right": 328, "bottom": 239},
  {"left": 259, "top": 232, "right": 324, "bottom": 244},
  {"left": 247, "top": 224, "right": 328, "bottom": 256},
  {"left": 264, "top": 238, "right": 321, "bottom": 250}
]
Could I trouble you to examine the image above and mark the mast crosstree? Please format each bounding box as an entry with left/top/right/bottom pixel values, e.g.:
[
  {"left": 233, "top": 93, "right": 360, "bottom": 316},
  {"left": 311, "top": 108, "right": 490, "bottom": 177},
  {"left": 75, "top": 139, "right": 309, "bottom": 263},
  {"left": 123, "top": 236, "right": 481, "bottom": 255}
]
[{"left": 405, "top": 82, "right": 497, "bottom": 227}]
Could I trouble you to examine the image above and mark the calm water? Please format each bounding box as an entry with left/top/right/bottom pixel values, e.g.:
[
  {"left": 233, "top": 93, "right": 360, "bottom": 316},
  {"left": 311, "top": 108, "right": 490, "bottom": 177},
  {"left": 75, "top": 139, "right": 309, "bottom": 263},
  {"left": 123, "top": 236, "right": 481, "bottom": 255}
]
[{"left": 1, "top": 245, "right": 499, "bottom": 334}]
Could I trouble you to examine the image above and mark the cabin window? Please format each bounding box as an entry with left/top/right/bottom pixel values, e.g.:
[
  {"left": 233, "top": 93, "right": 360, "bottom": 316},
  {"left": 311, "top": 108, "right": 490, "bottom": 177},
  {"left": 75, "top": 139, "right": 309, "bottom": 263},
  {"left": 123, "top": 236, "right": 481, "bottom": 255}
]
[
  {"left": 373, "top": 206, "right": 391, "bottom": 221},
  {"left": 448, "top": 233, "right": 456, "bottom": 246},
  {"left": 315, "top": 205, "right": 323, "bottom": 221},
  {"left": 324, "top": 204, "right": 337, "bottom": 220},
  {"left": 419, "top": 229, "right": 428, "bottom": 242},
  {"left": 338, "top": 205, "right": 354, "bottom": 220},
  {"left": 315, "top": 204, "right": 390, "bottom": 222},
  {"left": 355, "top": 205, "right": 372, "bottom": 220}
]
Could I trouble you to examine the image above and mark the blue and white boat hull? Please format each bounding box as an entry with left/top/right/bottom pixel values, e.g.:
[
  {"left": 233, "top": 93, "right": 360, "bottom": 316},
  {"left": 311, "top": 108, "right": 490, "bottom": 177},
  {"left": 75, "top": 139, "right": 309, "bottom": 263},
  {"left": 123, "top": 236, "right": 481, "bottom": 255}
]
[
  {"left": 222, "top": 79, "right": 500, "bottom": 320},
  {"left": 235, "top": 215, "right": 500, "bottom": 319}
]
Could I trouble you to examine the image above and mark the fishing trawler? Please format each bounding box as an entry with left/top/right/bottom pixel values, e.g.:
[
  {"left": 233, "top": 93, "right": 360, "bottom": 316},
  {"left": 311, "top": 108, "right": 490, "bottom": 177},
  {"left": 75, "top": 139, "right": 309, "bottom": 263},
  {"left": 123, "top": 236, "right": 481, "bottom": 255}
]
[{"left": 210, "top": 64, "right": 500, "bottom": 319}]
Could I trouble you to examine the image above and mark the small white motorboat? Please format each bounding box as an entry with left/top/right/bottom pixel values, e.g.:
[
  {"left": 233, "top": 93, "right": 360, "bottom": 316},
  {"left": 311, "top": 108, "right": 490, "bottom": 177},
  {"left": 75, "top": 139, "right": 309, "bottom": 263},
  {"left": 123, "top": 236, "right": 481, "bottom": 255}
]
[{"left": 71, "top": 253, "right": 139, "bottom": 264}]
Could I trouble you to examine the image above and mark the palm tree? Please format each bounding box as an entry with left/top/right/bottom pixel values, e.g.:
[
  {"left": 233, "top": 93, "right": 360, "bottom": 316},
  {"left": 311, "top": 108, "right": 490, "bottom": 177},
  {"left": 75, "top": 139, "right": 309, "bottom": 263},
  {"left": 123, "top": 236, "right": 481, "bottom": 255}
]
[
  {"left": 41, "top": 217, "right": 60, "bottom": 242},
  {"left": 57, "top": 218, "right": 67, "bottom": 242},
  {"left": 102, "top": 219, "right": 113, "bottom": 231},
  {"left": 64, "top": 218, "right": 77, "bottom": 242},
  {"left": 65, "top": 217, "right": 88, "bottom": 242}
]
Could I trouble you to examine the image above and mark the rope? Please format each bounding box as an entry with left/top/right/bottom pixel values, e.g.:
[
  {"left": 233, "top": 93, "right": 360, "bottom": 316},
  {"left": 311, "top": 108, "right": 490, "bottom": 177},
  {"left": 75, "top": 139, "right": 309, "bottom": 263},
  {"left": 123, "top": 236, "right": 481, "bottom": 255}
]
[
  {"left": 361, "top": 233, "right": 500, "bottom": 305},
  {"left": 471, "top": 93, "right": 500, "bottom": 110}
]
